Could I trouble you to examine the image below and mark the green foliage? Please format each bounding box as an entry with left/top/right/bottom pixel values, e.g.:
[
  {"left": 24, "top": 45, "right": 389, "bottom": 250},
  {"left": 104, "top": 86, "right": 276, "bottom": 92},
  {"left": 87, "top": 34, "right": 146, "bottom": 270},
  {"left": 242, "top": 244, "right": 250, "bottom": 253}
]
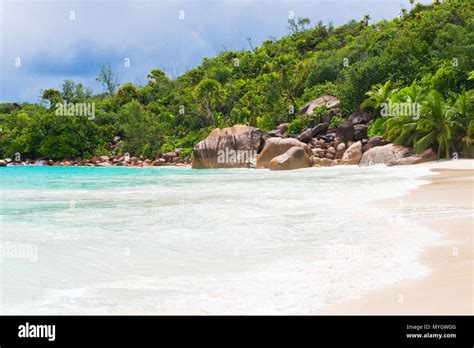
[
  {"left": 1, "top": 1, "right": 473, "bottom": 160},
  {"left": 360, "top": 80, "right": 397, "bottom": 116},
  {"left": 288, "top": 115, "right": 313, "bottom": 134},
  {"left": 329, "top": 115, "right": 345, "bottom": 129},
  {"left": 116, "top": 83, "right": 138, "bottom": 105},
  {"left": 381, "top": 86, "right": 473, "bottom": 159},
  {"left": 367, "top": 117, "right": 386, "bottom": 136}
]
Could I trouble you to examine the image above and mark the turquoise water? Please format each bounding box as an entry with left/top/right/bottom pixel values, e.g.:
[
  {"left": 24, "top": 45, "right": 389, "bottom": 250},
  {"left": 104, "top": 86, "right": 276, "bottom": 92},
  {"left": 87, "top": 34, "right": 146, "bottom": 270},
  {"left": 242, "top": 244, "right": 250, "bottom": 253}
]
[{"left": 0, "top": 165, "right": 452, "bottom": 314}]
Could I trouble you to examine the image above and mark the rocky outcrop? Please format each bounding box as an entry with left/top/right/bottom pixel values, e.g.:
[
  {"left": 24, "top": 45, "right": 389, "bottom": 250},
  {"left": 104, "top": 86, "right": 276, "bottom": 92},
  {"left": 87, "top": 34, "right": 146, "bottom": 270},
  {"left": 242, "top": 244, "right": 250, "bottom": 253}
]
[
  {"left": 363, "top": 136, "right": 389, "bottom": 152},
  {"left": 264, "top": 123, "right": 289, "bottom": 140},
  {"left": 348, "top": 110, "right": 373, "bottom": 124},
  {"left": 335, "top": 121, "right": 355, "bottom": 143},
  {"left": 300, "top": 95, "right": 341, "bottom": 115},
  {"left": 311, "top": 122, "right": 329, "bottom": 137},
  {"left": 192, "top": 125, "right": 263, "bottom": 169},
  {"left": 353, "top": 124, "right": 368, "bottom": 141},
  {"left": 297, "top": 128, "right": 313, "bottom": 143},
  {"left": 360, "top": 143, "right": 437, "bottom": 166},
  {"left": 1, "top": 151, "right": 192, "bottom": 168},
  {"left": 268, "top": 147, "right": 311, "bottom": 171},
  {"left": 341, "top": 141, "right": 363, "bottom": 165},
  {"left": 256, "top": 138, "right": 309, "bottom": 169}
]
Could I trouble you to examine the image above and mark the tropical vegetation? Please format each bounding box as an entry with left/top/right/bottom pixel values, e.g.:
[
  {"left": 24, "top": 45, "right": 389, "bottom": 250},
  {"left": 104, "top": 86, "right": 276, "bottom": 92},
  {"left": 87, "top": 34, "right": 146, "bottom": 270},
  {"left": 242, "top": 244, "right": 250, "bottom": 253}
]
[{"left": 0, "top": 0, "right": 472, "bottom": 160}]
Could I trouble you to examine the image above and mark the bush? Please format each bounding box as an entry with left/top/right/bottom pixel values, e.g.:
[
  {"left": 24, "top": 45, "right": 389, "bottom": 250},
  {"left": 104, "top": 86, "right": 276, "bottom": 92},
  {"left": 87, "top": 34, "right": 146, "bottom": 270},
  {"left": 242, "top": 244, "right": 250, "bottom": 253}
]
[
  {"left": 367, "top": 117, "right": 386, "bottom": 136},
  {"left": 329, "top": 115, "right": 345, "bottom": 129},
  {"left": 288, "top": 115, "right": 313, "bottom": 134}
]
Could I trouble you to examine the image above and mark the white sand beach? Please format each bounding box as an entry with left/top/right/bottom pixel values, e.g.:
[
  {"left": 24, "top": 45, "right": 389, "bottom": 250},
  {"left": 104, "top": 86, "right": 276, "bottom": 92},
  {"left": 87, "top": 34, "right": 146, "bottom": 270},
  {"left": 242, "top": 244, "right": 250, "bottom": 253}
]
[{"left": 318, "top": 160, "right": 474, "bottom": 314}]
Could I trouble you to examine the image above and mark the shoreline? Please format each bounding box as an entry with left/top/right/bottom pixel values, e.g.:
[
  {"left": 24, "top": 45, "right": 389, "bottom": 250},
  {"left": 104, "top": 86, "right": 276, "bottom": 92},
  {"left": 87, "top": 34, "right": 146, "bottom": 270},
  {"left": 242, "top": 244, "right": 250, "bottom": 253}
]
[{"left": 317, "top": 160, "right": 473, "bottom": 314}]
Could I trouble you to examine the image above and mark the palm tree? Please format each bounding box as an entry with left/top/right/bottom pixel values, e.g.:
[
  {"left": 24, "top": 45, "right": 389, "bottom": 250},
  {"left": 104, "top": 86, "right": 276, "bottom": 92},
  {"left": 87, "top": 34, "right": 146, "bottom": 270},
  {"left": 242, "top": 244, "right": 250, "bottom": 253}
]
[
  {"left": 360, "top": 80, "right": 397, "bottom": 117},
  {"left": 409, "top": 0, "right": 415, "bottom": 10},
  {"left": 414, "top": 90, "right": 453, "bottom": 159},
  {"left": 363, "top": 14, "right": 371, "bottom": 26},
  {"left": 392, "top": 81, "right": 424, "bottom": 106},
  {"left": 450, "top": 91, "right": 474, "bottom": 155}
]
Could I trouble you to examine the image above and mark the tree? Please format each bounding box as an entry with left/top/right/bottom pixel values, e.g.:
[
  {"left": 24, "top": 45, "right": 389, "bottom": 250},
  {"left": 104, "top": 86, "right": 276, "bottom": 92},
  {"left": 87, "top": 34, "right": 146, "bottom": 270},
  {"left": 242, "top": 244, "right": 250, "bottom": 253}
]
[
  {"left": 116, "top": 83, "right": 138, "bottom": 105},
  {"left": 192, "top": 78, "right": 223, "bottom": 125},
  {"left": 415, "top": 90, "right": 453, "bottom": 159},
  {"left": 363, "top": 15, "right": 371, "bottom": 26},
  {"left": 147, "top": 69, "right": 169, "bottom": 85},
  {"left": 96, "top": 64, "right": 118, "bottom": 95},
  {"left": 61, "top": 80, "right": 76, "bottom": 102},
  {"left": 360, "top": 80, "right": 397, "bottom": 116},
  {"left": 409, "top": 0, "right": 415, "bottom": 10},
  {"left": 40, "top": 89, "right": 62, "bottom": 109},
  {"left": 288, "top": 17, "right": 311, "bottom": 34},
  {"left": 450, "top": 91, "right": 474, "bottom": 155}
]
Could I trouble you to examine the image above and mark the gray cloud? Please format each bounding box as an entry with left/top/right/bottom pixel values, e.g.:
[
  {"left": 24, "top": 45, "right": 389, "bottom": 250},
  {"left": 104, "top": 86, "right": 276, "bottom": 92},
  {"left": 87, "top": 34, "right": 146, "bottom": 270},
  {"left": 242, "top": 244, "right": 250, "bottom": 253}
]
[{"left": 0, "top": 0, "right": 430, "bottom": 102}]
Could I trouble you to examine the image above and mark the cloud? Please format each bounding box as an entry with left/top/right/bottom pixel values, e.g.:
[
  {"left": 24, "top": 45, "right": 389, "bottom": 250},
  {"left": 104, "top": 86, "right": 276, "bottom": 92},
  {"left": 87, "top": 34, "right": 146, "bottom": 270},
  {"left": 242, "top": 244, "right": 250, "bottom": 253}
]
[{"left": 0, "top": 0, "right": 432, "bottom": 102}]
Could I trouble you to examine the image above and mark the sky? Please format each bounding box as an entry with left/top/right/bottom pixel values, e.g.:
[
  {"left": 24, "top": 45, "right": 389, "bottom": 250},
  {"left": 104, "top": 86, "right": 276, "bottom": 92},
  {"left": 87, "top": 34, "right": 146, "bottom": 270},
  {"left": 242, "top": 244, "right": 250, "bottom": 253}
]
[{"left": 0, "top": 0, "right": 432, "bottom": 103}]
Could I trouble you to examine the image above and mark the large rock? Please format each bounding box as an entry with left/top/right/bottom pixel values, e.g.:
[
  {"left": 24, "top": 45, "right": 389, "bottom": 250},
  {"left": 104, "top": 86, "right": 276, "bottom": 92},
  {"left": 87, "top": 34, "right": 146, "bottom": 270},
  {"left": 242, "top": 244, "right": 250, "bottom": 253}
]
[
  {"left": 297, "top": 128, "right": 313, "bottom": 143},
  {"left": 353, "top": 124, "right": 368, "bottom": 141},
  {"left": 192, "top": 125, "right": 263, "bottom": 169},
  {"left": 257, "top": 138, "right": 310, "bottom": 169},
  {"left": 348, "top": 110, "right": 373, "bottom": 125},
  {"left": 0, "top": 160, "right": 6, "bottom": 167},
  {"left": 341, "top": 141, "right": 363, "bottom": 165},
  {"left": 311, "top": 122, "right": 329, "bottom": 137},
  {"left": 300, "top": 95, "right": 341, "bottom": 115},
  {"left": 360, "top": 143, "right": 437, "bottom": 166},
  {"left": 363, "top": 136, "right": 389, "bottom": 152},
  {"left": 268, "top": 147, "right": 311, "bottom": 171},
  {"left": 335, "top": 121, "right": 355, "bottom": 143}
]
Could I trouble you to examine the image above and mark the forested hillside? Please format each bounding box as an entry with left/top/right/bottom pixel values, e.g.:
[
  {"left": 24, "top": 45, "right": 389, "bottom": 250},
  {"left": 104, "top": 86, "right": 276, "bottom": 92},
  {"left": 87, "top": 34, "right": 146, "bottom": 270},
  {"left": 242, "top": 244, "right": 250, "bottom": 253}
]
[{"left": 1, "top": 0, "right": 472, "bottom": 161}]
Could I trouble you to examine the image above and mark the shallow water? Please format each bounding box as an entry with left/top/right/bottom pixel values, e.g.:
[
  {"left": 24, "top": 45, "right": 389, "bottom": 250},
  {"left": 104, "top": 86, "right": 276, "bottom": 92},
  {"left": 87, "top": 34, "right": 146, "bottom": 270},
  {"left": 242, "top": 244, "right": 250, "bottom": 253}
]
[{"left": 0, "top": 164, "right": 467, "bottom": 314}]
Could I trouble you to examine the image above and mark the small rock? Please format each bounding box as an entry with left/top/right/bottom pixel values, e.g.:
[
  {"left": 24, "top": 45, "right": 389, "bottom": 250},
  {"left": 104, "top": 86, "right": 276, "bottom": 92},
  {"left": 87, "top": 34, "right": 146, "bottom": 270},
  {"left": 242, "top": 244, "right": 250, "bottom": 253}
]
[
  {"left": 335, "top": 143, "right": 346, "bottom": 160},
  {"left": 341, "top": 141, "right": 363, "bottom": 165},
  {"left": 354, "top": 124, "right": 368, "bottom": 141},
  {"left": 276, "top": 123, "right": 289, "bottom": 134},
  {"left": 296, "top": 128, "right": 313, "bottom": 144},
  {"left": 363, "top": 136, "right": 389, "bottom": 152},
  {"left": 325, "top": 152, "right": 335, "bottom": 159}
]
